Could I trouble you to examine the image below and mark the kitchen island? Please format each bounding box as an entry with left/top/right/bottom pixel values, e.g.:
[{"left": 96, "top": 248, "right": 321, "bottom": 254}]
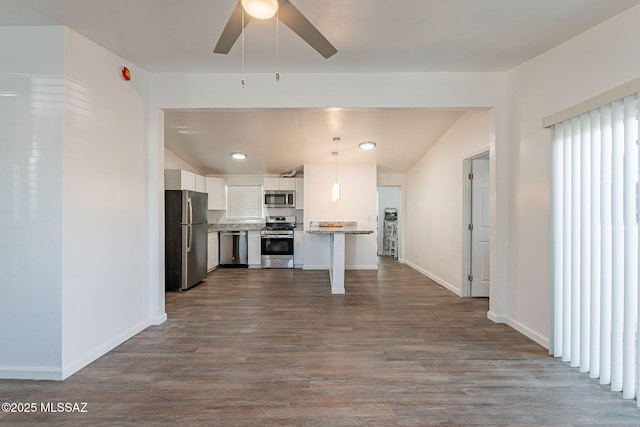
[{"left": 306, "top": 221, "right": 374, "bottom": 294}]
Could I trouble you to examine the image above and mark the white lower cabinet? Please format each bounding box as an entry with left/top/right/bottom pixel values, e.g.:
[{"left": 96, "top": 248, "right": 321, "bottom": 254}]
[
  {"left": 294, "top": 229, "right": 304, "bottom": 268},
  {"left": 207, "top": 232, "right": 219, "bottom": 272},
  {"left": 248, "top": 231, "right": 261, "bottom": 268}
]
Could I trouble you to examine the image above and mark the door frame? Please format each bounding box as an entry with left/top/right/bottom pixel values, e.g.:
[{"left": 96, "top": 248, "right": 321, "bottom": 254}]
[{"left": 462, "top": 150, "right": 490, "bottom": 297}]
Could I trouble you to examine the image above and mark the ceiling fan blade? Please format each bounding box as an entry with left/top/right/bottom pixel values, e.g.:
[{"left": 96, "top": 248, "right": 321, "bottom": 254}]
[
  {"left": 213, "top": 1, "right": 252, "bottom": 54},
  {"left": 277, "top": 0, "right": 337, "bottom": 59}
]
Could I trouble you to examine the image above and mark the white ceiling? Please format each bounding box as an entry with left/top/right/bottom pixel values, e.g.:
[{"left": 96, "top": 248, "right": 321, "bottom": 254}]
[
  {"left": 165, "top": 109, "right": 466, "bottom": 175},
  {"left": 3, "top": 0, "right": 639, "bottom": 174}
]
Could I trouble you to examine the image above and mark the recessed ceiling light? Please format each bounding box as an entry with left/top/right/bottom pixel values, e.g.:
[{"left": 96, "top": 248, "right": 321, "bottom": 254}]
[
  {"left": 231, "top": 152, "right": 247, "bottom": 160},
  {"left": 359, "top": 141, "right": 376, "bottom": 150}
]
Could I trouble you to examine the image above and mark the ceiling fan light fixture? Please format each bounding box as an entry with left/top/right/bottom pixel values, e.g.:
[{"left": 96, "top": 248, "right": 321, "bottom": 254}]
[
  {"left": 231, "top": 152, "right": 247, "bottom": 160},
  {"left": 241, "top": 0, "right": 279, "bottom": 20},
  {"left": 359, "top": 141, "right": 376, "bottom": 151}
]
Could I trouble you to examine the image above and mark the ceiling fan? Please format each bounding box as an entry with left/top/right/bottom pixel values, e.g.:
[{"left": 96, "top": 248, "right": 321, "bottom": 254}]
[{"left": 213, "top": 0, "right": 337, "bottom": 59}]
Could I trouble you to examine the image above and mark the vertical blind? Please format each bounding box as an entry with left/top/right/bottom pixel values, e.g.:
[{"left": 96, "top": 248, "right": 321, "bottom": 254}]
[{"left": 551, "top": 93, "right": 639, "bottom": 404}]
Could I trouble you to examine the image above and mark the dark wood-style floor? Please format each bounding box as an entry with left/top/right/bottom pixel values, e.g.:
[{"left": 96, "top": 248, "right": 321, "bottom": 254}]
[{"left": 1, "top": 258, "right": 638, "bottom": 426}]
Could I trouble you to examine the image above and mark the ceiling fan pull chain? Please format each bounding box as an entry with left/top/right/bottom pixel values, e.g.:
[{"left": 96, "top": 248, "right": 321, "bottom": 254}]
[
  {"left": 241, "top": 7, "right": 246, "bottom": 88},
  {"left": 276, "top": 9, "right": 280, "bottom": 82}
]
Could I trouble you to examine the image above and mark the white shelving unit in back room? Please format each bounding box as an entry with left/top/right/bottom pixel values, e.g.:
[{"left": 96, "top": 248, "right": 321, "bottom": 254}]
[{"left": 383, "top": 208, "right": 398, "bottom": 258}]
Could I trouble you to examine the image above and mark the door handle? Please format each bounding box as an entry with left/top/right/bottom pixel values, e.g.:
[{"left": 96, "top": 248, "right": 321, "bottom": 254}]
[
  {"left": 187, "top": 197, "right": 193, "bottom": 225},
  {"left": 187, "top": 225, "right": 193, "bottom": 252}
]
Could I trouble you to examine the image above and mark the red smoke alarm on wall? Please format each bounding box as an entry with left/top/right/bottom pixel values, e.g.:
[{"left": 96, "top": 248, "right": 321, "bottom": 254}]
[{"left": 121, "top": 67, "right": 131, "bottom": 81}]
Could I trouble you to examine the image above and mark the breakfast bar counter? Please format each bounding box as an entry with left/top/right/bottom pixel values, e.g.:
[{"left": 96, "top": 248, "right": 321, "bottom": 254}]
[{"left": 306, "top": 221, "right": 374, "bottom": 294}]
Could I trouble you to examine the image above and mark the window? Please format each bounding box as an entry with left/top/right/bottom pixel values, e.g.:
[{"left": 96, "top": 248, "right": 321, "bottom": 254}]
[
  {"left": 551, "top": 93, "right": 639, "bottom": 403},
  {"left": 226, "top": 185, "right": 263, "bottom": 220}
]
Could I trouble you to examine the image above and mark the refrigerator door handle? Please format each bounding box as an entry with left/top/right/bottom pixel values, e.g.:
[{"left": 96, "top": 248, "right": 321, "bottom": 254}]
[
  {"left": 187, "top": 225, "right": 193, "bottom": 252},
  {"left": 187, "top": 197, "right": 193, "bottom": 225}
]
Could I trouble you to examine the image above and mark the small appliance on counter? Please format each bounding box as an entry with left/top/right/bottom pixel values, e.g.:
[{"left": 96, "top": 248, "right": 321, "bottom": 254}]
[
  {"left": 165, "top": 190, "right": 208, "bottom": 291},
  {"left": 261, "top": 216, "right": 296, "bottom": 268}
]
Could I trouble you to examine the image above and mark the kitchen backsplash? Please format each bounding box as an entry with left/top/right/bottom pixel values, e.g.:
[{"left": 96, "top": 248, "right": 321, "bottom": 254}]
[{"left": 208, "top": 208, "right": 303, "bottom": 224}]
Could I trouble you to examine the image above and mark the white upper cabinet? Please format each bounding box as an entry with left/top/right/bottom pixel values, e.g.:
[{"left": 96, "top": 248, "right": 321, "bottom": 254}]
[
  {"left": 295, "top": 177, "right": 304, "bottom": 209},
  {"left": 195, "top": 174, "right": 207, "bottom": 193},
  {"left": 206, "top": 177, "right": 227, "bottom": 211},
  {"left": 279, "top": 178, "right": 296, "bottom": 191},
  {"left": 263, "top": 177, "right": 280, "bottom": 191},
  {"left": 165, "top": 169, "right": 196, "bottom": 191},
  {"left": 263, "top": 177, "right": 296, "bottom": 191}
]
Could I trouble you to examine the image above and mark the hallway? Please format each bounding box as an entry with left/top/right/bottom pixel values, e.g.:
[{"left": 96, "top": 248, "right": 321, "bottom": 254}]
[{"left": 0, "top": 259, "right": 638, "bottom": 425}]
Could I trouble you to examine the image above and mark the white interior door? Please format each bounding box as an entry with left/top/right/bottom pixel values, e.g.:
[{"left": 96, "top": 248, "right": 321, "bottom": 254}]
[{"left": 470, "top": 158, "right": 490, "bottom": 297}]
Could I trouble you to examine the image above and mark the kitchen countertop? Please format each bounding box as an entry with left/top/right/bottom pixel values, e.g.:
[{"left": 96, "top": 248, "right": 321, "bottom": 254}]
[
  {"left": 306, "top": 221, "right": 373, "bottom": 234},
  {"left": 208, "top": 222, "right": 304, "bottom": 232},
  {"left": 208, "top": 223, "right": 263, "bottom": 232}
]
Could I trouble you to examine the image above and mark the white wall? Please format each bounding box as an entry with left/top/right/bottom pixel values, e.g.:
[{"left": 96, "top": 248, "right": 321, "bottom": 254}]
[
  {"left": 164, "top": 147, "right": 202, "bottom": 173},
  {"left": 61, "top": 28, "right": 151, "bottom": 378},
  {"left": 0, "top": 26, "right": 152, "bottom": 380},
  {"left": 303, "top": 164, "right": 378, "bottom": 269},
  {"left": 0, "top": 26, "right": 65, "bottom": 379},
  {"left": 502, "top": 5, "right": 640, "bottom": 346},
  {"left": 406, "top": 111, "right": 491, "bottom": 296}
]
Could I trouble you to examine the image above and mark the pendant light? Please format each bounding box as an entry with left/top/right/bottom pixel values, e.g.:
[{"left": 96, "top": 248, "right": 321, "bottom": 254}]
[{"left": 332, "top": 137, "right": 341, "bottom": 202}]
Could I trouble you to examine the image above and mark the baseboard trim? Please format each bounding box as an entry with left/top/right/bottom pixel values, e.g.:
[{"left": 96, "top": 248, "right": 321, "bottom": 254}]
[
  {"left": 487, "top": 311, "right": 549, "bottom": 349},
  {"left": 303, "top": 265, "right": 328, "bottom": 270},
  {"left": 0, "top": 366, "right": 64, "bottom": 381},
  {"left": 60, "top": 318, "right": 152, "bottom": 380},
  {"left": 403, "top": 265, "right": 550, "bottom": 349},
  {"left": 1, "top": 318, "right": 156, "bottom": 381},
  {"left": 346, "top": 265, "right": 378, "bottom": 270},
  {"left": 505, "top": 317, "right": 549, "bottom": 349},
  {"left": 487, "top": 311, "right": 506, "bottom": 323},
  {"left": 150, "top": 312, "right": 167, "bottom": 326},
  {"left": 405, "top": 261, "right": 461, "bottom": 297}
]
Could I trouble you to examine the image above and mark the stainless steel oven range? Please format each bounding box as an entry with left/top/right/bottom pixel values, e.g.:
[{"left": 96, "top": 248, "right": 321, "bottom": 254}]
[{"left": 261, "top": 216, "right": 296, "bottom": 269}]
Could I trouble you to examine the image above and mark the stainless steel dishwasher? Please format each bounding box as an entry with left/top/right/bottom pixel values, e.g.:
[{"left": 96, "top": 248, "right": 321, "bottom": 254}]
[{"left": 219, "top": 231, "right": 248, "bottom": 267}]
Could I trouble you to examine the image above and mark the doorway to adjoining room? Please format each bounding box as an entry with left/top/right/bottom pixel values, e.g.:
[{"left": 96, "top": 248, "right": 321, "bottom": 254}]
[
  {"left": 462, "top": 152, "right": 490, "bottom": 297},
  {"left": 377, "top": 186, "right": 401, "bottom": 259}
]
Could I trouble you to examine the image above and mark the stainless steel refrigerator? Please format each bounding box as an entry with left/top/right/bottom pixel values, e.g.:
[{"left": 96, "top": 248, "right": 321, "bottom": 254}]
[{"left": 165, "top": 190, "right": 208, "bottom": 291}]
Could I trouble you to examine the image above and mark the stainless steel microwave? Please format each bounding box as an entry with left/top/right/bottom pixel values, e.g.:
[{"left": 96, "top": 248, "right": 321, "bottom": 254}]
[{"left": 264, "top": 190, "right": 295, "bottom": 208}]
